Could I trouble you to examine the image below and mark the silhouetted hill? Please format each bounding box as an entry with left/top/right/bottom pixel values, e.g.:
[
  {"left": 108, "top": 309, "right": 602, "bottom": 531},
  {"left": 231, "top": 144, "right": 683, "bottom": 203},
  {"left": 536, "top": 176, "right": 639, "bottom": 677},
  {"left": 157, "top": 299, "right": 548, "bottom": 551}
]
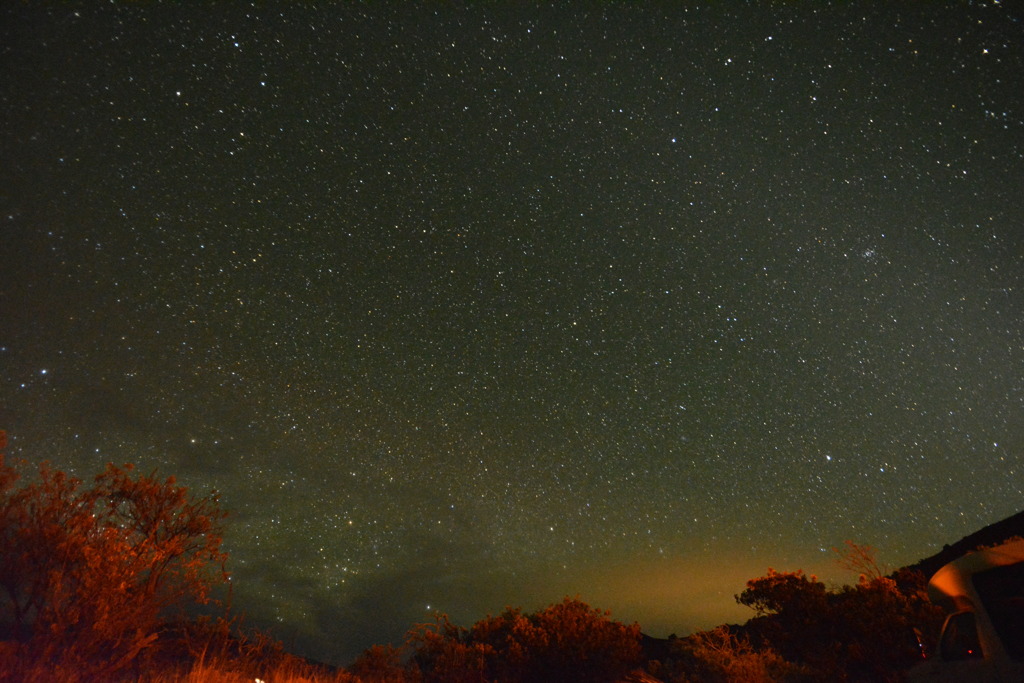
[{"left": 906, "top": 509, "right": 1024, "bottom": 579}]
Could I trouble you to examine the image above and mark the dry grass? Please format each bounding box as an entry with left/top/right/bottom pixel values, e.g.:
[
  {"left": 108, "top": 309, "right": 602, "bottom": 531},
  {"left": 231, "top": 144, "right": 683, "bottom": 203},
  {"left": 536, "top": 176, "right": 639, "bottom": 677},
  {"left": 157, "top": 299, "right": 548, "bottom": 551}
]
[
  {"left": 0, "top": 618, "right": 360, "bottom": 683},
  {"left": 0, "top": 653, "right": 360, "bottom": 683},
  {"left": 139, "top": 657, "right": 359, "bottom": 683}
]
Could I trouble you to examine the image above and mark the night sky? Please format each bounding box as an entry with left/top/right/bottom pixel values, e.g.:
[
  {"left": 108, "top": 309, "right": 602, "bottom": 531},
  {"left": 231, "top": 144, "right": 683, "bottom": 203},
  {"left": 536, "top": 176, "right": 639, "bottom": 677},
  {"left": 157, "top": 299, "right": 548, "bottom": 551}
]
[{"left": 2, "top": 1, "right": 1022, "bottom": 666}]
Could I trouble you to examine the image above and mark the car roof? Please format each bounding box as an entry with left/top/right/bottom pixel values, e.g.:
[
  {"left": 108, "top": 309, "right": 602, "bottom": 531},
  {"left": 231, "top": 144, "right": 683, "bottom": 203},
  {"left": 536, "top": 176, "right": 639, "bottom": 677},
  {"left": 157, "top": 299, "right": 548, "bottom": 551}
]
[{"left": 928, "top": 538, "right": 1024, "bottom": 612}]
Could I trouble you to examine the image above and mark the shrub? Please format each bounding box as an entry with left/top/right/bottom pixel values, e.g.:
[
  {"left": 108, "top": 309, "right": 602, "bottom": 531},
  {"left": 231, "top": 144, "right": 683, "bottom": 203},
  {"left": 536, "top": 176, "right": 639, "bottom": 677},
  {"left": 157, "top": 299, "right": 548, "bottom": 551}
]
[
  {"left": 673, "top": 625, "right": 795, "bottom": 683},
  {"left": 369, "top": 597, "right": 644, "bottom": 683},
  {"left": 0, "top": 457, "right": 227, "bottom": 679},
  {"left": 736, "top": 562, "right": 943, "bottom": 681}
]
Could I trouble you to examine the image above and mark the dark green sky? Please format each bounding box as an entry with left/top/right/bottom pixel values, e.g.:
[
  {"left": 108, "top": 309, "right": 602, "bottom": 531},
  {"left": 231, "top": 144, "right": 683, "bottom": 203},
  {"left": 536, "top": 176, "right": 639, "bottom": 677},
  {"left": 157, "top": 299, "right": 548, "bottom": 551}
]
[{"left": 2, "top": 1, "right": 1022, "bottom": 665}]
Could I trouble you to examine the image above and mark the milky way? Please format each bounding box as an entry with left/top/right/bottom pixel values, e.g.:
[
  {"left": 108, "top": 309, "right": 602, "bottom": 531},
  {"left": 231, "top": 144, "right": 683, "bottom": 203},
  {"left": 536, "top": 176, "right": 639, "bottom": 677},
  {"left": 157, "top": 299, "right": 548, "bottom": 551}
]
[{"left": 2, "top": 2, "right": 1022, "bottom": 665}]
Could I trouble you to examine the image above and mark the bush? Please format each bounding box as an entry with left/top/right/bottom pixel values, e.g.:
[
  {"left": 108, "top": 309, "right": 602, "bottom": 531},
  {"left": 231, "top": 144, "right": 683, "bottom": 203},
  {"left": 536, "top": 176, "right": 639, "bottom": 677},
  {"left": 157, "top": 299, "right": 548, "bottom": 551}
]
[
  {"left": 0, "top": 456, "right": 228, "bottom": 679},
  {"left": 348, "top": 643, "right": 410, "bottom": 682},
  {"left": 735, "top": 562, "right": 943, "bottom": 681},
  {"left": 359, "top": 597, "right": 644, "bottom": 683},
  {"left": 671, "top": 625, "right": 796, "bottom": 683}
]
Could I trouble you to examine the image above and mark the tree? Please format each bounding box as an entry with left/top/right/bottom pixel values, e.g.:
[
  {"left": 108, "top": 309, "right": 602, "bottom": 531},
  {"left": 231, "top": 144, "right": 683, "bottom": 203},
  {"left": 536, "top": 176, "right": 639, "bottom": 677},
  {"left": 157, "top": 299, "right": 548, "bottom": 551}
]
[
  {"left": 736, "top": 563, "right": 943, "bottom": 682},
  {"left": 735, "top": 568, "right": 828, "bottom": 619},
  {"left": 389, "top": 597, "right": 644, "bottom": 683},
  {"left": 0, "top": 456, "right": 227, "bottom": 678},
  {"left": 522, "top": 597, "right": 643, "bottom": 683},
  {"left": 468, "top": 597, "right": 643, "bottom": 683},
  {"left": 349, "top": 643, "right": 410, "bottom": 683},
  {"left": 408, "top": 613, "right": 495, "bottom": 683}
]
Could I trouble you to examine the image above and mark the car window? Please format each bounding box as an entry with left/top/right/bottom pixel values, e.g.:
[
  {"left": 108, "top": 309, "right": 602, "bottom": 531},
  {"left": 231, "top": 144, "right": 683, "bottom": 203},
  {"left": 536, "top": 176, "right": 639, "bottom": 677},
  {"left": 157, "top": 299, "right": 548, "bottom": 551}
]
[
  {"left": 940, "top": 611, "right": 983, "bottom": 661},
  {"left": 973, "top": 561, "right": 1024, "bottom": 661}
]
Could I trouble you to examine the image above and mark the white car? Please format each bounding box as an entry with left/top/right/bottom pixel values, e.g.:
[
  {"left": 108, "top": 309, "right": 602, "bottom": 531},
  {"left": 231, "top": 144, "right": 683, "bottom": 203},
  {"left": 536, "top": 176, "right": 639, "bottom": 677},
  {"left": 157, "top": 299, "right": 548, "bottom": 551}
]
[{"left": 909, "top": 539, "right": 1024, "bottom": 682}]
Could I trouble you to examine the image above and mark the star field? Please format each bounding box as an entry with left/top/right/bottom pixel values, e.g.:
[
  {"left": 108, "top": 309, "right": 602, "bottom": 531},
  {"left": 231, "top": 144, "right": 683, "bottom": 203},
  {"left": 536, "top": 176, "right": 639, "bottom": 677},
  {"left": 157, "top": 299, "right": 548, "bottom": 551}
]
[{"left": 2, "top": 2, "right": 1022, "bottom": 665}]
